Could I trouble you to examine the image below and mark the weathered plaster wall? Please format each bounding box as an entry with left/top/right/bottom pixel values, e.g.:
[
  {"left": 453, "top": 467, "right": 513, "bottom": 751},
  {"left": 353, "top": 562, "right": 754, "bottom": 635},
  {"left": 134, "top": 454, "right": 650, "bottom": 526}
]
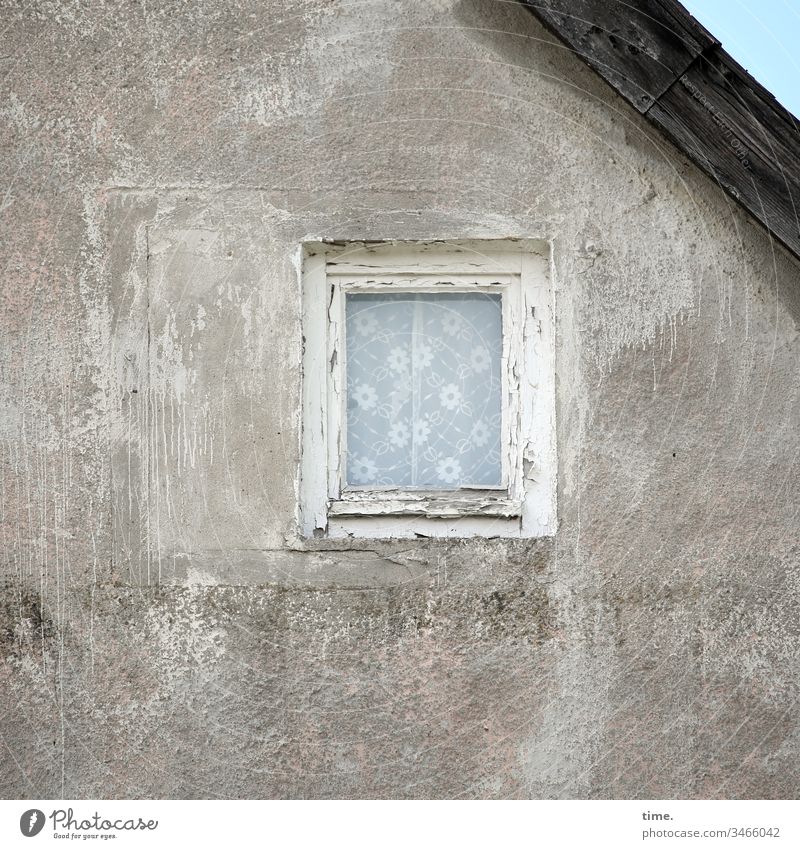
[{"left": 1, "top": 0, "right": 798, "bottom": 798}]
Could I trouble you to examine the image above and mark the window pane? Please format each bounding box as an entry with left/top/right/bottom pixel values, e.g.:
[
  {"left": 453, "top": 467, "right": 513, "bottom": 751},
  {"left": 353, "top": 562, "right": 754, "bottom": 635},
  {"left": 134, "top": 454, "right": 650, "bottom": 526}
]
[{"left": 344, "top": 292, "right": 503, "bottom": 489}]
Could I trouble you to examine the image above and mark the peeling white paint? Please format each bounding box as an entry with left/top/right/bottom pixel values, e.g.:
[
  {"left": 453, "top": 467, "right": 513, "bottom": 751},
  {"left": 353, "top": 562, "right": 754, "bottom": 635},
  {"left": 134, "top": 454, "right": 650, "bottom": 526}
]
[{"left": 300, "top": 240, "right": 556, "bottom": 539}]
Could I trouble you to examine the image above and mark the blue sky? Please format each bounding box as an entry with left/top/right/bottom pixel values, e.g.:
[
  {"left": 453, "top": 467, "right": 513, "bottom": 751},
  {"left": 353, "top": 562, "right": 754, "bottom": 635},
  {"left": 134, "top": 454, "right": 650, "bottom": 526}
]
[{"left": 682, "top": 0, "right": 800, "bottom": 117}]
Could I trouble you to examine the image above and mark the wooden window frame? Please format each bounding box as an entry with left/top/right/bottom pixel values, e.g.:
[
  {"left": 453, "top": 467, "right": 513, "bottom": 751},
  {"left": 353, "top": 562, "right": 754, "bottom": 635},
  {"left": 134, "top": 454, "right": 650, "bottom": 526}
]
[{"left": 299, "top": 239, "right": 556, "bottom": 539}]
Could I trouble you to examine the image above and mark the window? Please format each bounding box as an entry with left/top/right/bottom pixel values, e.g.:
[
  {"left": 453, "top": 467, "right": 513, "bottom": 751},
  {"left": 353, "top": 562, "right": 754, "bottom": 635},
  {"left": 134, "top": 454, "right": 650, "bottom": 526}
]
[{"left": 300, "top": 240, "right": 556, "bottom": 539}]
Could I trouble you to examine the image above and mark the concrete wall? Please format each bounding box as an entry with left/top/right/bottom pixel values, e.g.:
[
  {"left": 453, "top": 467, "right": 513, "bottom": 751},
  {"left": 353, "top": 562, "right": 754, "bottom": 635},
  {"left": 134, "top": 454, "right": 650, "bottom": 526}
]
[{"left": 1, "top": 0, "right": 798, "bottom": 798}]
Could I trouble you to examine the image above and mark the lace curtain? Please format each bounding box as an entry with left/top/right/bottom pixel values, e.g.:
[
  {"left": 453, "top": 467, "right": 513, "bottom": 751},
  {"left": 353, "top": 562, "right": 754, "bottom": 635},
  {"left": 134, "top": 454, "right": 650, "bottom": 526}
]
[{"left": 344, "top": 292, "right": 503, "bottom": 489}]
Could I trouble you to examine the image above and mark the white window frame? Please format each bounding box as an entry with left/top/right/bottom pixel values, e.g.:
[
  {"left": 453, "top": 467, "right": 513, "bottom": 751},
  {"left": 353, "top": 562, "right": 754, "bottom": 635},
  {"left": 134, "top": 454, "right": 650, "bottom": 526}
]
[{"left": 299, "top": 239, "right": 556, "bottom": 539}]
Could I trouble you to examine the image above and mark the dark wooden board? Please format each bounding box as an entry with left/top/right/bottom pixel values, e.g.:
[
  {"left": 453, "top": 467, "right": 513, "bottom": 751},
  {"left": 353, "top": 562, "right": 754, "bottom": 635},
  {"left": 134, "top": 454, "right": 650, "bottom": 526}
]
[
  {"left": 650, "top": 52, "right": 800, "bottom": 258},
  {"left": 522, "top": 0, "right": 800, "bottom": 261},
  {"left": 522, "top": 0, "right": 717, "bottom": 112}
]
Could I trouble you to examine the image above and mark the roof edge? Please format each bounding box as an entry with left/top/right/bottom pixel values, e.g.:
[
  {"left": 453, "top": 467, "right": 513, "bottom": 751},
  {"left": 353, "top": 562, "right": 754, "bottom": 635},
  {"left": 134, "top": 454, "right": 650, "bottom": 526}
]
[{"left": 521, "top": 0, "right": 800, "bottom": 261}]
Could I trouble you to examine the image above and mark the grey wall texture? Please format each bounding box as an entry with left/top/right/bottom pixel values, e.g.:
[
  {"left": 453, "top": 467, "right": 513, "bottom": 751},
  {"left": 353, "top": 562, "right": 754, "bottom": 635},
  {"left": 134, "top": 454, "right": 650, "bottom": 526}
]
[{"left": 1, "top": 0, "right": 798, "bottom": 799}]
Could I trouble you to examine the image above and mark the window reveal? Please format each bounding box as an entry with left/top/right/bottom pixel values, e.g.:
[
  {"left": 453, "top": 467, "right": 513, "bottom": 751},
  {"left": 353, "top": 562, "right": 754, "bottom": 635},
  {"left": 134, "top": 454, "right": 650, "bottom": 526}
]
[{"left": 299, "top": 240, "right": 556, "bottom": 539}]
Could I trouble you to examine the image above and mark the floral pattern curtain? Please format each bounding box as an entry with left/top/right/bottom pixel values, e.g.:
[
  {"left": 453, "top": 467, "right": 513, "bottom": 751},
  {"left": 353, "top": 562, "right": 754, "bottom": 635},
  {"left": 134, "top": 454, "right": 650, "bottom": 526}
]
[{"left": 344, "top": 292, "right": 503, "bottom": 489}]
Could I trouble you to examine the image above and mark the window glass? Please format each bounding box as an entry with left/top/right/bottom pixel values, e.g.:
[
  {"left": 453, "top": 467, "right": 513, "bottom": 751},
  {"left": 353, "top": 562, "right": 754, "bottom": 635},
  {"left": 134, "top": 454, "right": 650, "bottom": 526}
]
[{"left": 344, "top": 292, "right": 503, "bottom": 489}]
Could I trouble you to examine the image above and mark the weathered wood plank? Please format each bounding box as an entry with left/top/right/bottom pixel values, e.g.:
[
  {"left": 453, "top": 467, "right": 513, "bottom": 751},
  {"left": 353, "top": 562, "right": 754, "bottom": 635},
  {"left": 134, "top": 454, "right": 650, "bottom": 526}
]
[
  {"left": 522, "top": 0, "right": 800, "bottom": 260},
  {"left": 522, "top": 0, "right": 716, "bottom": 111},
  {"left": 649, "top": 51, "right": 800, "bottom": 258}
]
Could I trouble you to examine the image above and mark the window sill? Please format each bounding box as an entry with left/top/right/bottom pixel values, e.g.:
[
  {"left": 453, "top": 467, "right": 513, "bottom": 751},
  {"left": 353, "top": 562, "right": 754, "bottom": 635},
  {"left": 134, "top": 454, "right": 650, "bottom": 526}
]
[{"left": 328, "top": 491, "right": 523, "bottom": 519}]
